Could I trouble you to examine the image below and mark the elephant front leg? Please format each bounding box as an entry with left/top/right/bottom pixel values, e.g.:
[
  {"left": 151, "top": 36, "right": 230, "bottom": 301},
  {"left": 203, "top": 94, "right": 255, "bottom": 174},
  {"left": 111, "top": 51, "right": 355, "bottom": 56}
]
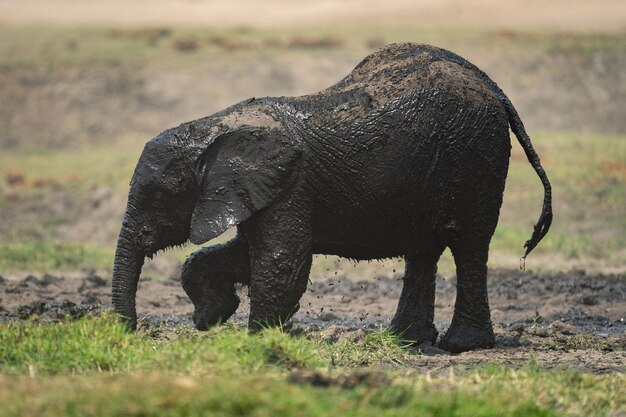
[
  {"left": 389, "top": 251, "right": 442, "bottom": 345},
  {"left": 181, "top": 237, "right": 250, "bottom": 330},
  {"left": 242, "top": 194, "right": 313, "bottom": 332}
]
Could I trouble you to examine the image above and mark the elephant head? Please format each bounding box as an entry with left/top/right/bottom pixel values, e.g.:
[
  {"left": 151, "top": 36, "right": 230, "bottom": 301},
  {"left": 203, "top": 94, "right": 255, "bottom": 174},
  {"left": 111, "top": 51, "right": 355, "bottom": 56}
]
[{"left": 112, "top": 112, "right": 302, "bottom": 328}]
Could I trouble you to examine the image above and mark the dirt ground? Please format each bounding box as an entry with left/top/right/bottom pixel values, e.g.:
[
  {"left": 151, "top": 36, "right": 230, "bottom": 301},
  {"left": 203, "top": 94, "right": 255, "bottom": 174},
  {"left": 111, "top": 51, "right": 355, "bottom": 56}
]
[{"left": 1, "top": 268, "right": 624, "bottom": 373}]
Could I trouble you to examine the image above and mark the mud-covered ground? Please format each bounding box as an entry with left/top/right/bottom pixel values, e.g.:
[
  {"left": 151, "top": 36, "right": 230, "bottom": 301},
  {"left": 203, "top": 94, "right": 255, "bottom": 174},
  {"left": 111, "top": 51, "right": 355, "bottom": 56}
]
[{"left": 1, "top": 268, "right": 624, "bottom": 374}]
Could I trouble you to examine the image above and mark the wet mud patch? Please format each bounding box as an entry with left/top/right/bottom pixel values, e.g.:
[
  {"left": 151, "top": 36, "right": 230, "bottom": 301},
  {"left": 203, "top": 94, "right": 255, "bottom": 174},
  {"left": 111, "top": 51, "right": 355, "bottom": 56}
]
[
  {"left": 0, "top": 269, "right": 624, "bottom": 373},
  {"left": 0, "top": 270, "right": 193, "bottom": 324},
  {"left": 14, "top": 300, "right": 100, "bottom": 321}
]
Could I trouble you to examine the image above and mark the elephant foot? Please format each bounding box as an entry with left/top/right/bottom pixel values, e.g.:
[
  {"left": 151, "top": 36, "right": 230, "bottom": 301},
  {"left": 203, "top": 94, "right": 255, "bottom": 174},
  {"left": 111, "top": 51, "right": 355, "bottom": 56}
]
[
  {"left": 248, "top": 302, "right": 301, "bottom": 334},
  {"left": 389, "top": 322, "right": 439, "bottom": 346},
  {"left": 439, "top": 321, "right": 495, "bottom": 353},
  {"left": 192, "top": 292, "right": 240, "bottom": 331}
]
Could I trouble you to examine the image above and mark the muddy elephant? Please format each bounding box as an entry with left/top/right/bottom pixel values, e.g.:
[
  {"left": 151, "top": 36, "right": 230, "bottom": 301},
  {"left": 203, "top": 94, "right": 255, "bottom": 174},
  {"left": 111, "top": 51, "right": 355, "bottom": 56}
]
[{"left": 112, "top": 43, "right": 552, "bottom": 353}]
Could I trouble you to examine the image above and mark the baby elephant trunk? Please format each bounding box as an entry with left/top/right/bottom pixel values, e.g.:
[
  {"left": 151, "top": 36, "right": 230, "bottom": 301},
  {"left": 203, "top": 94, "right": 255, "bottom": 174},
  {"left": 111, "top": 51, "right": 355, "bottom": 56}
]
[{"left": 111, "top": 222, "right": 145, "bottom": 330}]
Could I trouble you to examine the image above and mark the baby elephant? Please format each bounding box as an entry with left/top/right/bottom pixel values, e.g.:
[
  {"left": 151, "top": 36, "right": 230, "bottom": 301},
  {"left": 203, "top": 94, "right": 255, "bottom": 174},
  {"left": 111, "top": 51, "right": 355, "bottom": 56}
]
[{"left": 112, "top": 43, "right": 552, "bottom": 353}]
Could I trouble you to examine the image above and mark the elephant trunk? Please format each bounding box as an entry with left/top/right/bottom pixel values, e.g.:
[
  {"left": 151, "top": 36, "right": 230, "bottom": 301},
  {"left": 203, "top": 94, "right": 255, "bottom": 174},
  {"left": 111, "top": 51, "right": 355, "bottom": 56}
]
[{"left": 112, "top": 218, "right": 145, "bottom": 330}]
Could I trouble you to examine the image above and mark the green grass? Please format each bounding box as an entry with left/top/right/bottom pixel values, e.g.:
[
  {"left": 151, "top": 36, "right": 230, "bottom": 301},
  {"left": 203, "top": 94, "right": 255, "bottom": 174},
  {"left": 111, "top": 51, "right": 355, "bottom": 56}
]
[
  {"left": 496, "top": 131, "right": 626, "bottom": 266},
  {"left": 0, "top": 240, "right": 113, "bottom": 271},
  {"left": 0, "top": 315, "right": 623, "bottom": 417},
  {"left": 0, "top": 314, "right": 409, "bottom": 375},
  {"left": 492, "top": 225, "right": 593, "bottom": 259}
]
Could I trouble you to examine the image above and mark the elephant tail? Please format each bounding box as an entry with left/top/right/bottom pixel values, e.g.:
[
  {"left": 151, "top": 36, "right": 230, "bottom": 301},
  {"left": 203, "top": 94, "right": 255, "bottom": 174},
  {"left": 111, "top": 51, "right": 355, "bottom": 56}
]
[{"left": 502, "top": 98, "right": 553, "bottom": 264}]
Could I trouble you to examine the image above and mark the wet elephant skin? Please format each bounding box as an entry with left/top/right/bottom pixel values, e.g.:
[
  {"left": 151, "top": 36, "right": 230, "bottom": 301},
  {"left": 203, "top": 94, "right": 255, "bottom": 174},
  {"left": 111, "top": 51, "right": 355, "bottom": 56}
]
[{"left": 112, "top": 43, "right": 552, "bottom": 353}]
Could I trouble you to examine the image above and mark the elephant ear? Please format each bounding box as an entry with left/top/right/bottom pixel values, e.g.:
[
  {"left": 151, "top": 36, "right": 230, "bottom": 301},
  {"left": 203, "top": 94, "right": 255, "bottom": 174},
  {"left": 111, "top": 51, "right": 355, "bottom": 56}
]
[{"left": 189, "top": 130, "right": 302, "bottom": 244}]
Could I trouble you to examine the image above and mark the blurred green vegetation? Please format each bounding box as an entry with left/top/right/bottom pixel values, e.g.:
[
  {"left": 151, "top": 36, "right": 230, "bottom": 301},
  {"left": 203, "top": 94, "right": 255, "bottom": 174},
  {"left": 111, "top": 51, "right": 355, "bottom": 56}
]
[
  {"left": 0, "top": 142, "right": 141, "bottom": 194},
  {"left": 497, "top": 131, "right": 626, "bottom": 263},
  {"left": 0, "top": 240, "right": 113, "bottom": 271},
  {"left": 0, "top": 25, "right": 623, "bottom": 71}
]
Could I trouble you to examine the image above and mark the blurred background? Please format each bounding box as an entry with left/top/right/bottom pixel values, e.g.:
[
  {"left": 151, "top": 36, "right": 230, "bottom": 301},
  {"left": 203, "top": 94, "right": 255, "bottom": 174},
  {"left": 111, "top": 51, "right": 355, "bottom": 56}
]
[{"left": 0, "top": 0, "right": 624, "bottom": 280}]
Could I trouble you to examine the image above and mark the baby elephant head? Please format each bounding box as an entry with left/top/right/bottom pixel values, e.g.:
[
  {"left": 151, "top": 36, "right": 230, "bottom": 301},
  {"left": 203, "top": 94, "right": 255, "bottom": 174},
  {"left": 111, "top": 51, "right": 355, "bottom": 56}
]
[{"left": 112, "top": 121, "right": 302, "bottom": 328}]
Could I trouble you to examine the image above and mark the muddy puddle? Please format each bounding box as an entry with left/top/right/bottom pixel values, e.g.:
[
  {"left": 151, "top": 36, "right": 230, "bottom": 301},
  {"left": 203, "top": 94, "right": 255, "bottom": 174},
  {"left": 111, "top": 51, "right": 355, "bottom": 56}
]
[{"left": 1, "top": 269, "right": 624, "bottom": 373}]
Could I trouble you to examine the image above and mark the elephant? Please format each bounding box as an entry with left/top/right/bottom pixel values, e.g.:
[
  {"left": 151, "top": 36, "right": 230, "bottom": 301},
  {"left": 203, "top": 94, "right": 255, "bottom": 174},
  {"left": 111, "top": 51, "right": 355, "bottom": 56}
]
[{"left": 112, "top": 42, "right": 552, "bottom": 353}]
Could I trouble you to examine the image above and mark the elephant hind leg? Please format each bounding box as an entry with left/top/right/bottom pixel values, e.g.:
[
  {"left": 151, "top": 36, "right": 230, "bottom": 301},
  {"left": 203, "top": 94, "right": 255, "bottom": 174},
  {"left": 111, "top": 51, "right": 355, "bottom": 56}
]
[
  {"left": 181, "top": 236, "right": 250, "bottom": 330},
  {"left": 389, "top": 249, "right": 443, "bottom": 345},
  {"left": 439, "top": 240, "right": 495, "bottom": 353}
]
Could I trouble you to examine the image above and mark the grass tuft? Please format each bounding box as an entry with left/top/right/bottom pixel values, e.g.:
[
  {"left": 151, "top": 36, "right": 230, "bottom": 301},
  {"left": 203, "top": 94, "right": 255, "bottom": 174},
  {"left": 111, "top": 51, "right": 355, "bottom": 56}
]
[
  {"left": 327, "top": 330, "right": 413, "bottom": 367},
  {"left": 0, "top": 313, "right": 146, "bottom": 374}
]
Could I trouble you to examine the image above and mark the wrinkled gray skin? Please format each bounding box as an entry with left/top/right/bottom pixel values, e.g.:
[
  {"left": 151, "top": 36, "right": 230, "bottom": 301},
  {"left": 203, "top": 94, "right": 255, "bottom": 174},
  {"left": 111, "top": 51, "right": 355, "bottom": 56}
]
[{"left": 113, "top": 43, "right": 552, "bottom": 353}]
